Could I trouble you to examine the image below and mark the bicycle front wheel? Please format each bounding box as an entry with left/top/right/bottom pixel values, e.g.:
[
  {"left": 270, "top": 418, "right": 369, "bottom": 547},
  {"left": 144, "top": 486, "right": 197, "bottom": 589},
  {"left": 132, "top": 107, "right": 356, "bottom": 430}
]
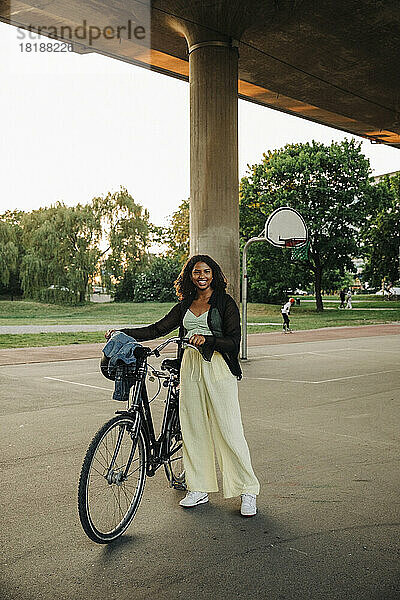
[{"left": 78, "top": 415, "right": 147, "bottom": 543}]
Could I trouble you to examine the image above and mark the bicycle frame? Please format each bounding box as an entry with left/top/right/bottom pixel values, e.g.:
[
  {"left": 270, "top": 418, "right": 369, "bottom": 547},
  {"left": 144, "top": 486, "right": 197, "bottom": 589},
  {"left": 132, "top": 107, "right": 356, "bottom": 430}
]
[{"left": 113, "top": 337, "right": 194, "bottom": 478}]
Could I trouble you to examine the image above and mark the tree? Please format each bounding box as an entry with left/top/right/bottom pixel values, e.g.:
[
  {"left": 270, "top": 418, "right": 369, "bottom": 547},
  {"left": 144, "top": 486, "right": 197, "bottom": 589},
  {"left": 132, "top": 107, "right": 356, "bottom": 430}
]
[
  {"left": 114, "top": 194, "right": 189, "bottom": 303},
  {"left": 241, "top": 240, "right": 313, "bottom": 304},
  {"left": 19, "top": 188, "right": 151, "bottom": 304},
  {"left": 0, "top": 210, "right": 24, "bottom": 299},
  {"left": 240, "top": 139, "right": 371, "bottom": 310},
  {"left": 321, "top": 268, "right": 355, "bottom": 295},
  {"left": 159, "top": 199, "right": 189, "bottom": 262},
  {"left": 21, "top": 203, "right": 102, "bottom": 303},
  {"left": 93, "top": 187, "right": 151, "bottom": 289},
  {"left": 361, "top": 173, "right": 400, "bottom": 288},
  {"left": 0, "top": 221, "right": 18, "bottom": 287}
]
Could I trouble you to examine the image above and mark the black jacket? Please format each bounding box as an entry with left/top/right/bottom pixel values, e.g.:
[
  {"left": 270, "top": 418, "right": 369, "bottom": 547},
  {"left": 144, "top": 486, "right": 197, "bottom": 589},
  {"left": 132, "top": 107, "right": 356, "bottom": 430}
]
[{"left": 121, "top": 290, "right": 242, "bottom": 379}]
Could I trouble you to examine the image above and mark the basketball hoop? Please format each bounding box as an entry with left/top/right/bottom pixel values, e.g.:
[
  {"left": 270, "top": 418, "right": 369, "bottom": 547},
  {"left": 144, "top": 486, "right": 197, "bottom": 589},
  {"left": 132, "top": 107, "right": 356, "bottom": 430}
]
[
  {"left": 241, "top": 206, "right": 309, "bottom": 360},
  {"left": 281, "top": 237, "right": 307, "bottom": 248}
]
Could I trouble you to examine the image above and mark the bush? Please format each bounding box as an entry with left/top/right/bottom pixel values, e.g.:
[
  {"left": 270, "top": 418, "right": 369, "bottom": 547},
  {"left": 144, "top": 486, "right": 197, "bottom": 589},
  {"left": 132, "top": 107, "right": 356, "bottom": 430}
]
[
  {"left": 0, "top": 279, "right": 22, "bottom": 300},
  {"left": 247, "top": 277, "right": 287, "bottom": 304},
  {"left": 113, "top": 269, "right": 136, "bottom": 302},
  {"left": 114, "top": 256, "right": 183, "bottom": 303},
  {"left": 133, "top": 256, "right": 182, "bottom": 302}
]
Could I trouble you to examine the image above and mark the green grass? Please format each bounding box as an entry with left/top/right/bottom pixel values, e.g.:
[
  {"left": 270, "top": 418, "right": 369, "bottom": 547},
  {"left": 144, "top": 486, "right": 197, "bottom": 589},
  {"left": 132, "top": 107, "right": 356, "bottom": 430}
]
[
  {"left": 247, "top": 302, "right": 400, "bottom": 333},
  {"left": 0, "top": 299, "right": 173, "bottom": 325},
  {"left": 0, "top": 297, "right": 399, "bottom": 348},
  {"left": 295, "top": 295, "right": 398, "bottom": 308},
  {"left": 0, "top": 332, "right": 105, "bottom": 348},
  {"left": 1, "top": 296, "right": 398, "bottom": 324}
]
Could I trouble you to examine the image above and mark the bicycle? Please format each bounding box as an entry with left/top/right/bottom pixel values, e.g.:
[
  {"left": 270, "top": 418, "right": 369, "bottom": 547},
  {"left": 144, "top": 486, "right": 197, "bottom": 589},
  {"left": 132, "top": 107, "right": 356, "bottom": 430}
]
[{"left": 77, "top": 336, "right": 198, "bottom": 544}]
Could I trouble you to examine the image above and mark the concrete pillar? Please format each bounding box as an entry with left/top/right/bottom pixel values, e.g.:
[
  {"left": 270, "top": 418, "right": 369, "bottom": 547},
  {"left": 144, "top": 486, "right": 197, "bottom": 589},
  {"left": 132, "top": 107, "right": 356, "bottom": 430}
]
[
  {"left": 0, "top": 1, "right": 11, "bottom": 20},
  {"left": 189, "top": 40, "right": 240, "bottom": 302}
]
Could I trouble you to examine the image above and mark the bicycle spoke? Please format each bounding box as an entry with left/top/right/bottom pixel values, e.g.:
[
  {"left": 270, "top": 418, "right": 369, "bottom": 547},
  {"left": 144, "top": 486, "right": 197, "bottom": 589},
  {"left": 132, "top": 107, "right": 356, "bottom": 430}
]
[
  {"left": 90, "top": 465, "right": 107, "bottom": 477},
  {"left": 126, "top": 463, "right": 142, "bottom": 478},
  {"left": 169, "top": 455, "right": 183, "bottom": 463},
  {"left": 93, "top": 438, "right": 117, "bottom": 471}
]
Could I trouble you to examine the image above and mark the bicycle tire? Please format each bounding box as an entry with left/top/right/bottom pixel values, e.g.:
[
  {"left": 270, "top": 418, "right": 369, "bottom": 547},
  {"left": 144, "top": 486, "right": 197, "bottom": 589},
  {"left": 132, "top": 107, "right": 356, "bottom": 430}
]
[
  {"left": 164, "top": 407, "right": 186, "bottom": 491},
  {"left": 78, "top": 415, "right": 147, "bottom": 543}
]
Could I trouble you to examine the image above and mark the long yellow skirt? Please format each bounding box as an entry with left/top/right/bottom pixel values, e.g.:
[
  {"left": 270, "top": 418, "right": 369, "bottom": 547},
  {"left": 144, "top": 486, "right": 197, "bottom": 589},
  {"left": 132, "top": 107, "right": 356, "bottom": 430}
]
[{"left": 179, "top": 348, "right": 260, "bottom": 498}]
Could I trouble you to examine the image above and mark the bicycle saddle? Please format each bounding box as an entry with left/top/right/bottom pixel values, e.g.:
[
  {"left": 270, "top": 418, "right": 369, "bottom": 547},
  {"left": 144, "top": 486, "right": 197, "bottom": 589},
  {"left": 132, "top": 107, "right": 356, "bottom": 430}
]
[{"left": 161, "top": 358, "right": 181, "bottom": 373}]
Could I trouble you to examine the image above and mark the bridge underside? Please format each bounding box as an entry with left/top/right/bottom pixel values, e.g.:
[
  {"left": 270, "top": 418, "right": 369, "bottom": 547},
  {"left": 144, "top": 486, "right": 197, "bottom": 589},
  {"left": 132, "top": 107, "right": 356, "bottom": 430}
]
[
  {"left": 2, "top": 1, "right": 399, "bottom": 300},
  {"left": 2, "top": 0, "right": 399, "bottom": 147}
]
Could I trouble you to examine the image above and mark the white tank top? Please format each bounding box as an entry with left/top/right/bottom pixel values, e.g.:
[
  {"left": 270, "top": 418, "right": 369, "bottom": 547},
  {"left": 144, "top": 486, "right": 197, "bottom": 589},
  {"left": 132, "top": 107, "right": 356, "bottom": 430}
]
[{"left": 183, "top": 309, "right": 212, "bottom": 337}]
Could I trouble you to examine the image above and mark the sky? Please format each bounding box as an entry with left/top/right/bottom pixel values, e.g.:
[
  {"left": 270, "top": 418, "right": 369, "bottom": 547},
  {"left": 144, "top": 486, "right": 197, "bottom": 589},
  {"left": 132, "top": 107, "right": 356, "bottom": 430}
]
[{"left": 1, "top": 21, "right": 399, "bottom": 228}]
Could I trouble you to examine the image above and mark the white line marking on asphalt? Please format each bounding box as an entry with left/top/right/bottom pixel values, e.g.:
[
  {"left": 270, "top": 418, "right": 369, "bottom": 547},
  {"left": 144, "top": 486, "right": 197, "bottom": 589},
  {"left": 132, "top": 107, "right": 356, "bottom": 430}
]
[
  {"left": 343, "top": 414, "right": 372, "bottom": 419},
  {"left": 289, "top": 547, "right": 308, "bottom": 556},
  {"left": 355, "top": 348, "right": 400, "bottom": 354},
  {"left": 244, "top": 369, "right": 400, "bottom": 384},
  {"left": 307, "top": 352, "right": 343, "bottom": 357},
  {"left": 249, "top": 348, "right": 350, "bottom": 360},
  {"left": 249, "top": 347, "right": 400, "bottom": 362},
  {"left": 44, "top": 377, "right": 112, "bottom": 392},
  {"left": 315, "top": 369, "right": 400, "bottom": 383}
]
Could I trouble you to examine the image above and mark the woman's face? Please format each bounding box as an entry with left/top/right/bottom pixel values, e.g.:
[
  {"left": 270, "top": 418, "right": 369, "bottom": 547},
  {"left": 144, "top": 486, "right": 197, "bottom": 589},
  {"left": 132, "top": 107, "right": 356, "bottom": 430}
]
[{"left": 191, "top": 261, "right": 213, "bottom": 292}]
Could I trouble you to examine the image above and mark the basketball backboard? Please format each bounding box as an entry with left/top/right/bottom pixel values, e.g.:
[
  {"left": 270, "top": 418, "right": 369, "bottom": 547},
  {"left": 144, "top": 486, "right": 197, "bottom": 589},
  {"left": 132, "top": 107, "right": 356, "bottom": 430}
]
[{"left": 264, "top": 207, "right": 308, "bottom": 248}]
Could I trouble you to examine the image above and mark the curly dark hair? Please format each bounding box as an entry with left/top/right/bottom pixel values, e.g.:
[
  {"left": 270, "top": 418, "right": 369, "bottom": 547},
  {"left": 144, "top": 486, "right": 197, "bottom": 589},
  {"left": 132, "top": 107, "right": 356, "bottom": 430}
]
[{"left": 174, "top": 254, "right": 227, "bottom": 301}]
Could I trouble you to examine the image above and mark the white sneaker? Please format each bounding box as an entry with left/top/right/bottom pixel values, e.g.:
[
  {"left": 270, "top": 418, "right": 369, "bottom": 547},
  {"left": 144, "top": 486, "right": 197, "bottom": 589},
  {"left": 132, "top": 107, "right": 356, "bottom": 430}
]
[
  {"left": 179, "top": 491, "right": 209, "bottom": 508},
  {"left": 241, "top": 493, "right": 257, "bottom": 517}
]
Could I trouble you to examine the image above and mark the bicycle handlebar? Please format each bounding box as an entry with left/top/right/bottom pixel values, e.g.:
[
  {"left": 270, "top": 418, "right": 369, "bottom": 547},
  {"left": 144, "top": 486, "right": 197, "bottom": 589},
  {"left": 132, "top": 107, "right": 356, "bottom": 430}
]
[
  {"left": 150, "top": 336, "right": 202, "bottom": 356},
  {"left": 182, "top": 339, "right": 202, "bottom": 352},
  {"left": 109, "top": 332, "right": 203, "bottom": 360}
]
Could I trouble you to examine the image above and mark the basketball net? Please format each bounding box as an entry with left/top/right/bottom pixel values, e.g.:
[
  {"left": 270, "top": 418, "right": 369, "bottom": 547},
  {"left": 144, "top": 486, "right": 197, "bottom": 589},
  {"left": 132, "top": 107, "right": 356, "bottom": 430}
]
[{"left": 291, "top": 240, "right": 310, "bottom": 260}]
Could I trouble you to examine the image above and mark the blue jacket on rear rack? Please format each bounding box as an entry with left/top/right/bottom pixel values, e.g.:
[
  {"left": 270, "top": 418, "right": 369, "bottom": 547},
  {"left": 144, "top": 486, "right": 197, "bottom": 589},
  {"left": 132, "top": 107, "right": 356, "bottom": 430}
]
[{"left": 102, "top": 332, "right": 142, "bottom": 401}]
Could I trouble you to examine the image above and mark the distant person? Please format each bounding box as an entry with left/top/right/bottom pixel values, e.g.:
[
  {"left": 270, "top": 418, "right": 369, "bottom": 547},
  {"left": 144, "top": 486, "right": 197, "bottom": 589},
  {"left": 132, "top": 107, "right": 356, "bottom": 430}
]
[
  {"left": 281, "top": 298, "right": 295, "bottom": 333},
  {"left": 339, "top": 289, "right": 346, "bottom": 309},
  {"left": 346, "top": 289, "right": 352, "bottom": 309}
]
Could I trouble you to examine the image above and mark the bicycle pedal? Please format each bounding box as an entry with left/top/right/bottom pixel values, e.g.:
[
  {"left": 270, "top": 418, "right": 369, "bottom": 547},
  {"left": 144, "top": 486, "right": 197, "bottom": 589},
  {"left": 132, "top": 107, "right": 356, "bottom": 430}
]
[{"left": 172, "top": 482, "right": 187, "bottom": 491}]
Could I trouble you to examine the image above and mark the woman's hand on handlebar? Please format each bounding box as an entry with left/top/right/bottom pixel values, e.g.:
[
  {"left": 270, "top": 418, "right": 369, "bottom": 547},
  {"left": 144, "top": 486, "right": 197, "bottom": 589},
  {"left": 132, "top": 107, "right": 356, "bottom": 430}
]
[
  {"left": 105, "top": 329, "right": 115, "bottom": 340},
  {"left": 188, "top": 334, "right": 205, "bottom": 347}
]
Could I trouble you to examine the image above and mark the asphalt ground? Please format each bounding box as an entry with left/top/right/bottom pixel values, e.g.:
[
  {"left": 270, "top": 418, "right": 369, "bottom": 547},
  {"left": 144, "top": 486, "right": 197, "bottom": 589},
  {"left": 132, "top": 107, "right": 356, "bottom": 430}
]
[{"left": 0, "top": 332, "right": 399, "bottom": 600}]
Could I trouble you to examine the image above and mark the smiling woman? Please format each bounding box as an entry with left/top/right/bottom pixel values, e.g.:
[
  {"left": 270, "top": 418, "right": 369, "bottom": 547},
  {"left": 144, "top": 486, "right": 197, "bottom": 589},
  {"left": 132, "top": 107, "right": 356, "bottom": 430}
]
[{"left": 107, "top": 254, "right": 260, "bottom": 516}]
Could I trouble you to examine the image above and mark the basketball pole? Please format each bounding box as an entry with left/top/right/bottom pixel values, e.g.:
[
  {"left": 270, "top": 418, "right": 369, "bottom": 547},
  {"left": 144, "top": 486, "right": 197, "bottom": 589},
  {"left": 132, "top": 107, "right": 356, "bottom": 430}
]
[
  {"left": 241, "top": 233, "right": 269, "bottom": 360},
  {"left": 241, "top": 234, "right": 298, "bottom": 359}
]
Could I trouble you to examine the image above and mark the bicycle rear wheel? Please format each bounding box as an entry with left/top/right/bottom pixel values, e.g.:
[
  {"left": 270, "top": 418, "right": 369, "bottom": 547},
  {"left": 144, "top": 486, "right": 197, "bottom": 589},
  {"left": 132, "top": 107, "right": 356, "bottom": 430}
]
[
  {"left": 164, "top": 407, "right": 186, "bottom": 491},
  {"left": 78, "top": 414, "right": 146, "bottom": 543}
]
